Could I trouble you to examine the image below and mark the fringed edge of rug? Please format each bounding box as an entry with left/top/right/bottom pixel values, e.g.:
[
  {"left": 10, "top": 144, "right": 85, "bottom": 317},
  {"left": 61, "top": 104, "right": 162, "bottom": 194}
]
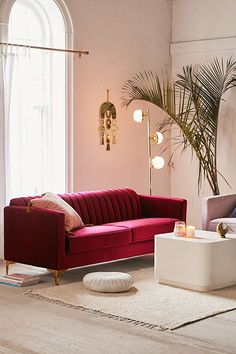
[
  {"left": 25, "top": 290, "right": 236, "bottom": 332},
  {"left": 25, "top": 290, "right": 167, "bottom": 331}
]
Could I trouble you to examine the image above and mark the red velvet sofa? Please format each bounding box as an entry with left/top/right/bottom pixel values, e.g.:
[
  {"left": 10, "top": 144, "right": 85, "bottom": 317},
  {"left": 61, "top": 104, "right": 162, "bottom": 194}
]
[{"left": 4, "top": 188, "right": 187, "bottom": 284}]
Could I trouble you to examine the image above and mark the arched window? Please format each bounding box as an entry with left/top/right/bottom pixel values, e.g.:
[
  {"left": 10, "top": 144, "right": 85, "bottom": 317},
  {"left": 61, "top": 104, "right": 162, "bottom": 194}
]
[{"left": 3, "top": 0, "right": 73, "bottom": 199}]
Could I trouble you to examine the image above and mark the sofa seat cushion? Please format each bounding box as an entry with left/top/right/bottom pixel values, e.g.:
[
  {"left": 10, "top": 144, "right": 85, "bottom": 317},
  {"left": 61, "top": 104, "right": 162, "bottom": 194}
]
[
  {"left": 209, "top": 218, "right": 236, "bottom": 233},
  {"left": 106, "top": 218, "right": 178, "bottom": 242},
  {"left": 66, "top": 225, "right": 132, "bottom": 254}
]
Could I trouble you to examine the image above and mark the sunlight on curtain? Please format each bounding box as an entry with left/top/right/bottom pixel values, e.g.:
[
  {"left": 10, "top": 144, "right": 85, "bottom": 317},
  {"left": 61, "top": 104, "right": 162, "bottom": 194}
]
[
  {"left": 4, "top": 46, "right": 66, "bottom": 201},
  {"left": 6, "top": 46, "right": 40, "bottom": 200},
  {"left": 0, "top": 45, "right": 15, "bottom": 256}
]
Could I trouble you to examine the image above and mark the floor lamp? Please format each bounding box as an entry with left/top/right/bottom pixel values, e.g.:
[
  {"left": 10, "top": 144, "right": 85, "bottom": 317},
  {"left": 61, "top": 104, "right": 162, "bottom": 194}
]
[{"left": 133, "top": 109, "right": 164, "bottom": 195}]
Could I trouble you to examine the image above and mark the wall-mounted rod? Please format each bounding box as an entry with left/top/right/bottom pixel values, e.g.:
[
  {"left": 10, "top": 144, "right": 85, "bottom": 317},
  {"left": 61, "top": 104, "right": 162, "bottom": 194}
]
[{"left": 0, "top": 41, "right": 89, "bottom": 56}]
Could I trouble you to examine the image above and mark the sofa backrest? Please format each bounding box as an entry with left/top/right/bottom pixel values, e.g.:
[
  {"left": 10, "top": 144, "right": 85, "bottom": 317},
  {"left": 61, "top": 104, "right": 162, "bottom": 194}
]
[{"left": 10, "top": 188, "right": 142, "bottom": 225}]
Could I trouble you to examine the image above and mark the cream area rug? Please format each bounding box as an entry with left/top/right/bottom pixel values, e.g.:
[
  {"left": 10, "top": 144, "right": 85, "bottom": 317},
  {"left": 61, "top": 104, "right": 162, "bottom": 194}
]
[{"left": 26, "top": 267, "right": 236, "bottom": 331}]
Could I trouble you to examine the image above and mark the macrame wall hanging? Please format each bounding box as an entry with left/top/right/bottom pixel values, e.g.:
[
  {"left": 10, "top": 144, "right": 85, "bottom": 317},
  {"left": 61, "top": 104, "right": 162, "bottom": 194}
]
[{"left": 99, "top": 89, "right": 117, "bottom": 151}]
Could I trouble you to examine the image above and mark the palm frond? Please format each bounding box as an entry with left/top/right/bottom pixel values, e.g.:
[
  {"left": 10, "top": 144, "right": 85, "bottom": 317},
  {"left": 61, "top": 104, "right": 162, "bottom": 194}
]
[{"left": 121, "top": 58, "right": 236, "bottom": 195}]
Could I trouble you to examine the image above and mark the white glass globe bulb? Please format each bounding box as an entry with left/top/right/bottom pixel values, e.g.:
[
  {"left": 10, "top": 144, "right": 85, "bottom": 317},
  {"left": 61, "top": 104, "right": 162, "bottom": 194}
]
[
  {"left": 151, "top": 156, "right": 165, "bottom": 169},
  {"left": 133, "top": 109, "right": 143, "bottom": 123},
  {"left": 156, "top": 132, "right": 163, "bottom": 144}
]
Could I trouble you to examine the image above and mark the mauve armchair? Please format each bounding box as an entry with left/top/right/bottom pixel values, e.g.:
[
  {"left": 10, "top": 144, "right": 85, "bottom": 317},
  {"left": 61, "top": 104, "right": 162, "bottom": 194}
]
[{"left": 202, "top": 193, "right": 236, "bottom": 232}]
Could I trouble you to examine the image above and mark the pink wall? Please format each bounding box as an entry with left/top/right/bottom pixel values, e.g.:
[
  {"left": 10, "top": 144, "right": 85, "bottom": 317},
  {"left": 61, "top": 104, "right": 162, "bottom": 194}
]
[{"left": 66, "top": 0, "right": 172, "bottom": 195}]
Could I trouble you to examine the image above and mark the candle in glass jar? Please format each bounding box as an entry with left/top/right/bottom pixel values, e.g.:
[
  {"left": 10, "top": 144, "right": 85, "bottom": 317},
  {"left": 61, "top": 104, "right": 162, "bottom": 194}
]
[
  {"left": 174, "top": 221, "right": 186, "bottom": 237},
  {"left": 186, "top": 226, "right": 195, "bottom": 238}
]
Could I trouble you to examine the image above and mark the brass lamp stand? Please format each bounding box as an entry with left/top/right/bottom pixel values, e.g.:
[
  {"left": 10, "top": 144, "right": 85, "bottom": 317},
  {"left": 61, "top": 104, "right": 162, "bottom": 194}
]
[{"left": 133, "top": 109, "right": 164, "bottom": 195}]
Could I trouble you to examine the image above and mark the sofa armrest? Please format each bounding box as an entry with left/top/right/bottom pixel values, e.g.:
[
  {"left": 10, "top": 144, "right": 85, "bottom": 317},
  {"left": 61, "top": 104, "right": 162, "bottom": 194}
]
[
  {"left": 4, "top": 206, "right": 66, "bottom": 270},
  {"left": 139, "top": 195, "right": 187, "bottom": 221},
  {"left": 202, "top": 194, "right": 236, "bottom": 230}
]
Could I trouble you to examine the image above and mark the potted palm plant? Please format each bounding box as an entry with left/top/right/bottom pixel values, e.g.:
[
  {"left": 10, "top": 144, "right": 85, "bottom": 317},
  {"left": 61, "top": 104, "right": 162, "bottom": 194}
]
[{"left": 121, "top": 58, "right": 236, "bottom": 195}]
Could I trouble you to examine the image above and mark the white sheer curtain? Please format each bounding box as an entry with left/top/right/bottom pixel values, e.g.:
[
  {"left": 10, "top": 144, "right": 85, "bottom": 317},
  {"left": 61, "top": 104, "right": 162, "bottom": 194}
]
[
  {"left": 0, "top": 45, "right": 15, "bottom": 258},
  {"left": 6, "top": 46, "right": 35, "bottom": 202},
  {"left": 0, "top": 45, "right": 35, "bottom": 258}
]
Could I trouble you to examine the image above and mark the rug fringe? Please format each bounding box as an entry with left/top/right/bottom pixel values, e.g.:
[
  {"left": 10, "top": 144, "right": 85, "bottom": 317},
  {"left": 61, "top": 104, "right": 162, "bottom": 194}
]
[
  {"left": 25, "top": 289, "right": 236, "bottom": 332},
  {"left": 25, "top": 290, "right": 166, "bottom": 331}
]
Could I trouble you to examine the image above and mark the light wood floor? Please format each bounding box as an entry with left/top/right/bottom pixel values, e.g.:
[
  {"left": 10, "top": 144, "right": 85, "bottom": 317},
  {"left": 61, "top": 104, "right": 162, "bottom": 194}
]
[{"left": 0, "top": 256, "right": 235, "bottom": 354}]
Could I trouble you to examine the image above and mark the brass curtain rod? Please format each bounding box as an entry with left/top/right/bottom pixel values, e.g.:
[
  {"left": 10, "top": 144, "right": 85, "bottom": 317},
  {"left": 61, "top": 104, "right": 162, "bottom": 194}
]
[{"left": 0, "top": 42, "right": 89, "bottom": 56}]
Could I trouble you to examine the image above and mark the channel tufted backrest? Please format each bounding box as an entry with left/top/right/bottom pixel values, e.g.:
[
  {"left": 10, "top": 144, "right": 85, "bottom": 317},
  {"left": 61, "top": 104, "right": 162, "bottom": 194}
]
[
  {"left": 10, "top": 188, "right": 142, "bottom": 225},
  {"left": 59, "top": 189, "right": 142, "bottom": 225}
]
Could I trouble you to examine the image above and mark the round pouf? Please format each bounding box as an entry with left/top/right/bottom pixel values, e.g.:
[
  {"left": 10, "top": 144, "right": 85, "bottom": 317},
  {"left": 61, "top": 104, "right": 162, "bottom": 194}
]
[{"left": 83, "top": 272, "right": 133, "bottom": 293}]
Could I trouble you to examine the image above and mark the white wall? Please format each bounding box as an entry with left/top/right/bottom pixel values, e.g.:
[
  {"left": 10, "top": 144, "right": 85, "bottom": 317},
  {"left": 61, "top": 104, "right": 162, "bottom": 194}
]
[
  {"left": 66, "top": 0, "right": 172, "bottom": 196},
  {"left": 172, "top": 0, "right": 236, "bottom": 42},
  {"left": 172, "top": 0, "right": 236, "bottom": 227}
]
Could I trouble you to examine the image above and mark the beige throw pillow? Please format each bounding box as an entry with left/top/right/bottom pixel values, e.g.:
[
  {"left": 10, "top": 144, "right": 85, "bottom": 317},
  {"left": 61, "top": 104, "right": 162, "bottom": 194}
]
[{"left": 30, "top": 192, "right": 84, "bottom": 231}]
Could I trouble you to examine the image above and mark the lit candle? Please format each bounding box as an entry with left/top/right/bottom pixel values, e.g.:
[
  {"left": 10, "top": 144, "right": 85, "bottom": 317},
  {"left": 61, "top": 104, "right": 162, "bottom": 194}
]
[
  {"left": 186, "top": 226, "right": 195, "bottom": 238},
  {"left": 174, "top": 221, "right": 186, "bottom": 237}
]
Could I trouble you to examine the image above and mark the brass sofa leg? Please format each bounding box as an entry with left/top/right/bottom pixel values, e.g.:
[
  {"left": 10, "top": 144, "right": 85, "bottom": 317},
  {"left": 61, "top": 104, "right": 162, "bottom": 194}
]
[
  {"left": 47, "top": 269, "right": 67, "bottom": 286},
  {"left": 5, "top": 260, "right": 15, "bottom": 275}
]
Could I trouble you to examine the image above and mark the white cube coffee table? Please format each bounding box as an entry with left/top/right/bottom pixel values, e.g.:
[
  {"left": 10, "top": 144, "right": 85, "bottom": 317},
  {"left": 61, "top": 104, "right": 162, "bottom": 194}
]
[{"left": 154, "top": 230, "right": 236, "bottom": 292}]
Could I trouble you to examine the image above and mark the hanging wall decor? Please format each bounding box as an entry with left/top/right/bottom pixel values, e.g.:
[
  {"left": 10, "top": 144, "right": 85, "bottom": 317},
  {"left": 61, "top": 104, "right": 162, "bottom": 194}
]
[{"left": 99, "top": 89, "right": 117, "bottom": 151}]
